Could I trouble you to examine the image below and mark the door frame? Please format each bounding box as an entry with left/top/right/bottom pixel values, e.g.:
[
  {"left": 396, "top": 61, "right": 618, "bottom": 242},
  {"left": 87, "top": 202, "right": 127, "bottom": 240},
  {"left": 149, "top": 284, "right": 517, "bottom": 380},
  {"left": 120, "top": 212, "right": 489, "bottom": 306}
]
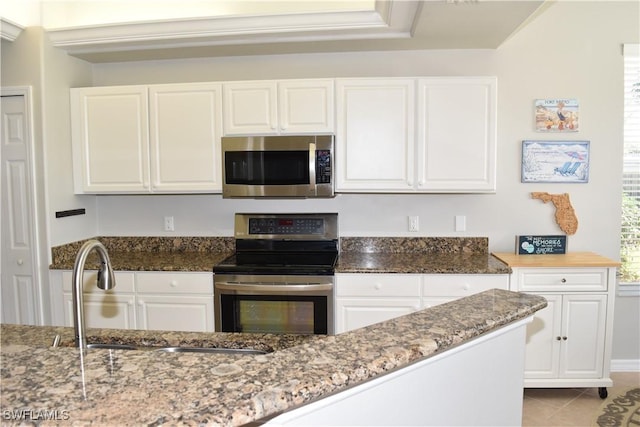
[{"left": 1, "top": 86, "right": 47, "bottom": 324}]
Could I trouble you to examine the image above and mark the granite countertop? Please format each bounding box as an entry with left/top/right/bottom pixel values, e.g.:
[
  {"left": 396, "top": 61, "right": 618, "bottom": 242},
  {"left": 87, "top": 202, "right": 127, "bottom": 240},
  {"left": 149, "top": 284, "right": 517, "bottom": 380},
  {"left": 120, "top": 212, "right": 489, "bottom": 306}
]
[
  {"left": 0, "top": 289, "right": 546, "bottom": 426},
  {"left": 336, "top": 252, "right": 510, "bottom": 274},
  {"left": 49, "top": 236, "right": 510, "bottom": 274}
]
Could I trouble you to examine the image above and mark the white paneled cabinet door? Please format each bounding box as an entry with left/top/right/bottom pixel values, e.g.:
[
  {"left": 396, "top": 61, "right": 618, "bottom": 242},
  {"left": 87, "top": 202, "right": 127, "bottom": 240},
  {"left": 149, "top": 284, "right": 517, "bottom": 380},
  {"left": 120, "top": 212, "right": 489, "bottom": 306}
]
[
  {"left": 71, "top": 86, "right": 149, "bottom": 193},
  {"left": 61, "top": 271, "right": 137, "bottom": 329},
  {"left": 136, "top": 296, "right": 214, "bottom": 332},
  {"left": 336, "top": 79, "right": 416, "bottom": 192},
  {"left": 416, "top": 77, "right": 497, "bottom": 192},
  {"left": 335, "top": 299, "right": 420, "bottom": 334},
  {"left": 135, "top": 272, "right": 214, "bottom": 332},
  {"left": 223, "top": 81, "right": 278, "bottom": 135},
  {"left": 149, "top": 83, "right": 223, "bottom": 192},
  {"left": 278, "top": 79, "right": 334, "bottom": 134},
  {"left": 522, "top": 293, "right": 563, "bottom": 378},
  {"left": 63, "top": 293, "right": 137, "bottom": 329},
  {"left": 560, "top": 294, "right": 607, "bottom": 378}
]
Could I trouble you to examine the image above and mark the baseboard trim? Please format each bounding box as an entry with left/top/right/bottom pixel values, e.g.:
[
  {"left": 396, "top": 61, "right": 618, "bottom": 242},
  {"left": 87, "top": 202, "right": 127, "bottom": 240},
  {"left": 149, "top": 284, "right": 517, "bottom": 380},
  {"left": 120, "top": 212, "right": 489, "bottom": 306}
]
[{"left": 611, "top": 359, "right": 640, "bottom": 372}]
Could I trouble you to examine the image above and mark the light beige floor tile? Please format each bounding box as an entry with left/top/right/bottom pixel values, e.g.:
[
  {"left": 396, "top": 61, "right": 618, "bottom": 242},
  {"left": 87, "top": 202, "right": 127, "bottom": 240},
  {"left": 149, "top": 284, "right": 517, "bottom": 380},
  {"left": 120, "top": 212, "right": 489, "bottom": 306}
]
[{"left": 522, "top": 372, "right": 639, "bottom": 427}]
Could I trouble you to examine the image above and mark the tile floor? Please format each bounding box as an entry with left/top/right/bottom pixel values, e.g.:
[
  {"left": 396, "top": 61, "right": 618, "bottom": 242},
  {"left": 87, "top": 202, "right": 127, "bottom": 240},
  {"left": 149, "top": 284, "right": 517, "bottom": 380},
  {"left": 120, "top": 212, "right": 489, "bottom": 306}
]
[{"left": 522, "top": 372, "right": 640, "bottom": 426}]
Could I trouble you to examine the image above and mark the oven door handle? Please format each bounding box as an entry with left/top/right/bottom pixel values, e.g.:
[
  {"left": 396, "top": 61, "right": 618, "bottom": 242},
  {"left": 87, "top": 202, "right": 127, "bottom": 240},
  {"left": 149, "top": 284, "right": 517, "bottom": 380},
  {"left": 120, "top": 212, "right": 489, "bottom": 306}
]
[{"left": 215, "top": 282, "right": 333, "bottom": 293}]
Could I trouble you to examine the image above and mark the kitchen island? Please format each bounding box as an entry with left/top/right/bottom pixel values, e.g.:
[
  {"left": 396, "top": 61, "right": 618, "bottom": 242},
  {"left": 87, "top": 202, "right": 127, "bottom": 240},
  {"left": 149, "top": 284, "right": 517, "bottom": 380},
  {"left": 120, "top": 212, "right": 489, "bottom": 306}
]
[{"left": 1, "top": 289, "right": 545, "bottom": 426}]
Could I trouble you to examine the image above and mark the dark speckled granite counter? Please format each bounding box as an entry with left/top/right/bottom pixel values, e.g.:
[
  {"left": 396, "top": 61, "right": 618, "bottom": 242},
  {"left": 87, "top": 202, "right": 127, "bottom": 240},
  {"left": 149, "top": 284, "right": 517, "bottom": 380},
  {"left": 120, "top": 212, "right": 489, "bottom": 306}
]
[
  {"left": 0, "top": 289, "right": 546, "bottom": 426},
  {"left": 49, "top": 236, "right": 510, "bottom": 274},
  {"left": 50, "top": 237, "right": 234, "bottom": 271}
]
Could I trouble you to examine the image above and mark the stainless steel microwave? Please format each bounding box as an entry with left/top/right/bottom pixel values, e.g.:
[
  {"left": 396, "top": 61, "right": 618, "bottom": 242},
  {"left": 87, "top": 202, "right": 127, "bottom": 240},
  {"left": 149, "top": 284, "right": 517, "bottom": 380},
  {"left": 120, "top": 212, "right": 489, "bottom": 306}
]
[{"left": 221, "top": 135, "right": 334, "bottom": 198}]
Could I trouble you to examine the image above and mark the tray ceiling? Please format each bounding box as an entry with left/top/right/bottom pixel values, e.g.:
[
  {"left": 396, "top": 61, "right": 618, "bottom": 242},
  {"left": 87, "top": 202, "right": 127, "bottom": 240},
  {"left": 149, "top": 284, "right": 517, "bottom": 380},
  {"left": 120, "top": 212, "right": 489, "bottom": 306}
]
[{"left": 2, "top": 0, "right": 550, "bottom": 63}]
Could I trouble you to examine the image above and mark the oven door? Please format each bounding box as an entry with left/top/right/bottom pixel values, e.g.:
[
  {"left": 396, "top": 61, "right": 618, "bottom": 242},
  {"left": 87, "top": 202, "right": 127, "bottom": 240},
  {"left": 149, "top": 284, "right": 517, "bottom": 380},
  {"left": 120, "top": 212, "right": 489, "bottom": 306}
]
[{"left": 214, "top": 274, "right": 334, "bottom": 335}]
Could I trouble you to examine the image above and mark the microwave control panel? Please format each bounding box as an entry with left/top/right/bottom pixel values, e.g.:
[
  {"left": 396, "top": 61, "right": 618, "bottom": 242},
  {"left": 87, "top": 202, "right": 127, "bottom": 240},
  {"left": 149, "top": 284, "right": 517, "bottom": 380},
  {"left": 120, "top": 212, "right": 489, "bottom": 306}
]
[{"left": 316, "top": 150, "right": 332, "bottom": 184}]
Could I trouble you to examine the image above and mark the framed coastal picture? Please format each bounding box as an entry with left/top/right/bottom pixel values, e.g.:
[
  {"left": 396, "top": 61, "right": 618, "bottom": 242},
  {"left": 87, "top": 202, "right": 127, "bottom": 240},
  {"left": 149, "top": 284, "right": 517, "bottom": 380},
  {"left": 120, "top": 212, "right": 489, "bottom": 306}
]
[
  {"left": 535, "top": 99, "right": 579, "bottom": 132},
  {"left": 521, "top": 140, "right": 590, "bottom": 183}
]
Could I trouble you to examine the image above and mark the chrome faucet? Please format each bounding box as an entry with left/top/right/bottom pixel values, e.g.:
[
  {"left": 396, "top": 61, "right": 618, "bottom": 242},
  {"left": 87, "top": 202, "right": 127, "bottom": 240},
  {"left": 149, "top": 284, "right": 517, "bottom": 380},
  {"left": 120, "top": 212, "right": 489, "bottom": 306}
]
[{"left": 72, "top": 240, "right": 116, "bottom": 349}]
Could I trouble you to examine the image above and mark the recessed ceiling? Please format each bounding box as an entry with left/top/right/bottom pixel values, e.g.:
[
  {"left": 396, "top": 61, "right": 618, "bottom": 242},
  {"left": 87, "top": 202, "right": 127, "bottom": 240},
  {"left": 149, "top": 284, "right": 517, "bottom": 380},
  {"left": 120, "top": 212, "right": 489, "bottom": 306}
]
[{"left": 2, "top": 0, "right": 551, "bottom": 63}]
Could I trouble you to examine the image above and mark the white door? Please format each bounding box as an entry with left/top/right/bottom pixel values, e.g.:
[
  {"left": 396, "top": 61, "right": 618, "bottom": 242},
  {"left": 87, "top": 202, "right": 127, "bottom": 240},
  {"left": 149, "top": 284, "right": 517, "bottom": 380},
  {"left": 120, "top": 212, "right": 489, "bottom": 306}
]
[
  {"left": 136, "top": 295, "right": 214, "bottom": 332},
  {"left": 416, "top": 77, "right": 497, "bottom": 192},
  {"left": 1, "top": 90, "right": 40, "bottom": 324},
  {"left": 523, "top": 293, "right": 563, "bottom": 378},
  {"left": 70, "top": 86, "right": 150, "bottom": 193},
  {"left": 335, "top": 298, "right": 420, "bottom": 333},
  {"left": 335, "top": 78, "right": 416, "bottom": 192},
  {"left": 149, "top": 83, "right": 223, "bottom": 192},
  {"left": 559, "top": 294, "right": 607, "bottom": 378}
]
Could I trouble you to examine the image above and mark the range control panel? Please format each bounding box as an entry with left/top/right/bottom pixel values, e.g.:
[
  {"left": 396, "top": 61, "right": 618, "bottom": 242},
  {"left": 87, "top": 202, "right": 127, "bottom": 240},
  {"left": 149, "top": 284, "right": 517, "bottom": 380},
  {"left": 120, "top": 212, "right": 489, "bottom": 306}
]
[
  {"left": 249, "top": 217, "right": 324, "bottom": 235},
  {"left": 234, "top": 213, "right": 338, "bottom": 240}
]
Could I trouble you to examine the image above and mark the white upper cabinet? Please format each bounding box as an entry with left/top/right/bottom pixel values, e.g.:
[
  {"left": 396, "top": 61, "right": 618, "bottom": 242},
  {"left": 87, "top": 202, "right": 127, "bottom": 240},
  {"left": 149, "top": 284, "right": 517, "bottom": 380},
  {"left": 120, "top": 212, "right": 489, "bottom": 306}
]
[
  {"left": 71, "top": 85, "right": 150, "bottom": 193},
  {"left": 335, "top": 77, "right": 497, "bottom": 193},
  {"left": 71, "top": 83, "right": 223, "bottom": 193},
  {"left": 149, "top": 83, "right": 223, "bottom": 192},
  {"left": 335, "top": 78, "right": 416, "bottom": 192},
  {"left": 223, "top": 79, "right": 334, "bottom": 135},
  {"left": 416, "top": 77, "right": 497, "bottom": 192}
]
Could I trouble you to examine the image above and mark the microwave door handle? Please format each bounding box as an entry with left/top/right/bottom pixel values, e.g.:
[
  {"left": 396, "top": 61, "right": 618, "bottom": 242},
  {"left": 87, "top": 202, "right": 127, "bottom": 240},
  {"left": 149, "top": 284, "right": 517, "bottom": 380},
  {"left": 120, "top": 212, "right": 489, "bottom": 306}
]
[{"left": 309, "top": 142, "right": 316, "bottom": 191}]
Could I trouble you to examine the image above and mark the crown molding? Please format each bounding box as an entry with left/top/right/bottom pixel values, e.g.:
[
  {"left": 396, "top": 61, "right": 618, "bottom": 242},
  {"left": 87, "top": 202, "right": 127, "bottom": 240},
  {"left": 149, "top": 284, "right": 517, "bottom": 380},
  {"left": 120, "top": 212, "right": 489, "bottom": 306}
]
[
  {"left": 46, "top": 1, "right": 420, "bottom": 56},
  {"left": 1, "top": 18, "right": 25, "bottom": 42}
]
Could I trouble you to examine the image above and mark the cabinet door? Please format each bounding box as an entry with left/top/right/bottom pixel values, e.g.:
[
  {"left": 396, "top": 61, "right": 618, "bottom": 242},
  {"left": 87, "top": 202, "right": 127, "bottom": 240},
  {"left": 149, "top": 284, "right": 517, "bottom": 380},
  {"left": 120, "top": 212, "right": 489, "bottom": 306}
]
[
  {"left": 278, "top": 79, "right": 334, "bottom": 133},
  {"left": 523, "top": 293, "right": 562, "bottom": 378},
  {"left": 336, "top": 79, "right": 416, "bottom": 192},
  {"left": 223, "top": 81, "right": 278, "bottom": 135},
  {"left": 149, "top": 83, "right": 223, "bottom": 192},
  {"left": 335, "top": 298, "right": 420, "bottom": 333},
  {"left": 71, "top": 86, "right": 149, "bottom": 193},
  {"left": 560, "top": 294, "right": 607, "bottom": 379},
  {"left": 63, "top": 293, "right": 136, "bottom": 329},
  {"left": 61, "top": 271, "right": 137, "bottom": 329},
  {"left": 136, "top": 295, "right": 214, "bottom": 332},
  {"left": 416, "top": 77, "right": 496, "bottom": 192}
]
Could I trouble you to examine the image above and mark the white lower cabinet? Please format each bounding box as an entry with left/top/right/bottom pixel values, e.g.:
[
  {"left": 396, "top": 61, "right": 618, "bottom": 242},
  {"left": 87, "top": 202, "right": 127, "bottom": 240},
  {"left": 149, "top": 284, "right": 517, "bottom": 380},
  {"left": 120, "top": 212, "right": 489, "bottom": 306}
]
[
  {"left": 61, "top": 271, "right": 137, "bottom": 329},
  {"left": 54, "top": 270, "right": 214, "bottom": 332},
  {"left": 498, "top": 259, "right": 618, "bottom": 396},
  {"left": 421, "top": 274, "right": 508, "bottom": 308},
  {"left": 524, "top": 293, "right": 607, "bottom": 380},
  {"left": 335, "top": 273, "right": 508, "bottom": 334},
  {"left": 135, "top": 272, "right": 214, "bottom": 332}
]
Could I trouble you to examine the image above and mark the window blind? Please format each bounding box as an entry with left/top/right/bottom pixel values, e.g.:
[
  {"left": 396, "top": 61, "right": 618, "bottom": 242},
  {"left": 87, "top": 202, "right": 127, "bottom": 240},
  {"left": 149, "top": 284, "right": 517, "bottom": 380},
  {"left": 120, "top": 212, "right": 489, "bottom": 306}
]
[{"left": 622, "top": 44, "right": 640, "bottom": 284}]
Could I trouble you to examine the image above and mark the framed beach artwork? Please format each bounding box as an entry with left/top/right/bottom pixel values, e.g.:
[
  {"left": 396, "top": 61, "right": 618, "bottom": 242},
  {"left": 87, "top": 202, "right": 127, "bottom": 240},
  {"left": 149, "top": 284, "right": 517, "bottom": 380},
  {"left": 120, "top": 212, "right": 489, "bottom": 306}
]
[
  {"left": 535, "top": 99, "right": 579, "bottom": 132},
  {"left": 521, "top": 140, "right": 590, "bottom": 183}
]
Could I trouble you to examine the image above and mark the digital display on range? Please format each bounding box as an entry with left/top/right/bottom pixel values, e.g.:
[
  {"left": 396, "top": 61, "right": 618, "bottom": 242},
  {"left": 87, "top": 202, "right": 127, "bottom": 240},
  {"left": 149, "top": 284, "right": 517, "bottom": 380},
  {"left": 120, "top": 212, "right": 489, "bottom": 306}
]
[{"left": 249, "top": 218, "right": 324, "bottom": 235}]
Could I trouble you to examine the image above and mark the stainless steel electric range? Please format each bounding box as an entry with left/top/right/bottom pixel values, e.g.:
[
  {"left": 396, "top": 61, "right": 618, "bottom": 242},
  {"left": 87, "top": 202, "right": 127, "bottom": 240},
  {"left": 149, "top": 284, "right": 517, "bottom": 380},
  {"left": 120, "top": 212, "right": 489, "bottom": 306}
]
[{"left": 213, "top": 213, "right": 338, "bottom": 335}]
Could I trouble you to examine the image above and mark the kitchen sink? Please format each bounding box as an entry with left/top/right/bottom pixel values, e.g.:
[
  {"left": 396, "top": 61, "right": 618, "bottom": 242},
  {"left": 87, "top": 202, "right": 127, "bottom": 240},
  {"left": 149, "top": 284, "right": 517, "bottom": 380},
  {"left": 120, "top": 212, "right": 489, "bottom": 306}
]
[
  {"left": 157, "top": 346, "right": 267, "bottom": 354},
  {"left": 85, "top": 342, "right": 268, "bottom": 354}
]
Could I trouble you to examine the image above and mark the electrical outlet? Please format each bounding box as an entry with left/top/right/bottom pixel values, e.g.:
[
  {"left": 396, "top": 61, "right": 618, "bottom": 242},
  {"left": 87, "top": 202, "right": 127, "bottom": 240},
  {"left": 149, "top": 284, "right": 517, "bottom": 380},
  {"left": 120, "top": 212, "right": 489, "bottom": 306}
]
[
  {"left": 455, "top": 215, "right": 466, "bottom": 232},
  {"left": 408, "top": 216, "right": 419, "bottom": 232},
  {"left": 164, "top": 216, "right": 175, "bottom": 231}
]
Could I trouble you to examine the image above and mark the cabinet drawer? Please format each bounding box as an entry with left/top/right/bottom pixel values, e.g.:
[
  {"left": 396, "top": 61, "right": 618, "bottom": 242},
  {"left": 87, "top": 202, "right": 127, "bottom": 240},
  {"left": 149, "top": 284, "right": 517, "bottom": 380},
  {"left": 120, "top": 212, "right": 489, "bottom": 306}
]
[
  {"left": 62, "top": 271, "right": 135, "bottom": 293},
  {"left": 422, "top": 274, "right": 509, "bottom": 297},
  {"left": 136, "top": 272, "right": 213, "bottom": 294},
  {"left": 336, "top": 274, "right": 421, "bottom": 297},
  {"left": 516, "top": 268, "right": 608, "bottom": 292}
]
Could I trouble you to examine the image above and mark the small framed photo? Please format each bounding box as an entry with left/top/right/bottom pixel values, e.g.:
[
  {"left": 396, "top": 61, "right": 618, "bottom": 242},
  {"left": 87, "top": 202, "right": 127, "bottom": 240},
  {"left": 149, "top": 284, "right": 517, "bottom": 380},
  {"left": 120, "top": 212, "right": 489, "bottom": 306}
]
[
  {"left": 521, "top": 140, "right": 590, "bottom": 183},
  {"left": 535, "top": 99, "right": 579, "bottom": 132}
]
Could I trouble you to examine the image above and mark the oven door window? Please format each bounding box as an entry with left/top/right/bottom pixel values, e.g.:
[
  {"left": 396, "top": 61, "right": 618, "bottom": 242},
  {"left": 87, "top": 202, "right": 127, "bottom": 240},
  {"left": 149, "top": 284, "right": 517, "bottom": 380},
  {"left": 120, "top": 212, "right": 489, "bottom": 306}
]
[
  {"left": 220, "top": 294, "right": 327, "bottom": 334},
  {"left": 224, "top": 151, "right": 310, "bottom": 185}
]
